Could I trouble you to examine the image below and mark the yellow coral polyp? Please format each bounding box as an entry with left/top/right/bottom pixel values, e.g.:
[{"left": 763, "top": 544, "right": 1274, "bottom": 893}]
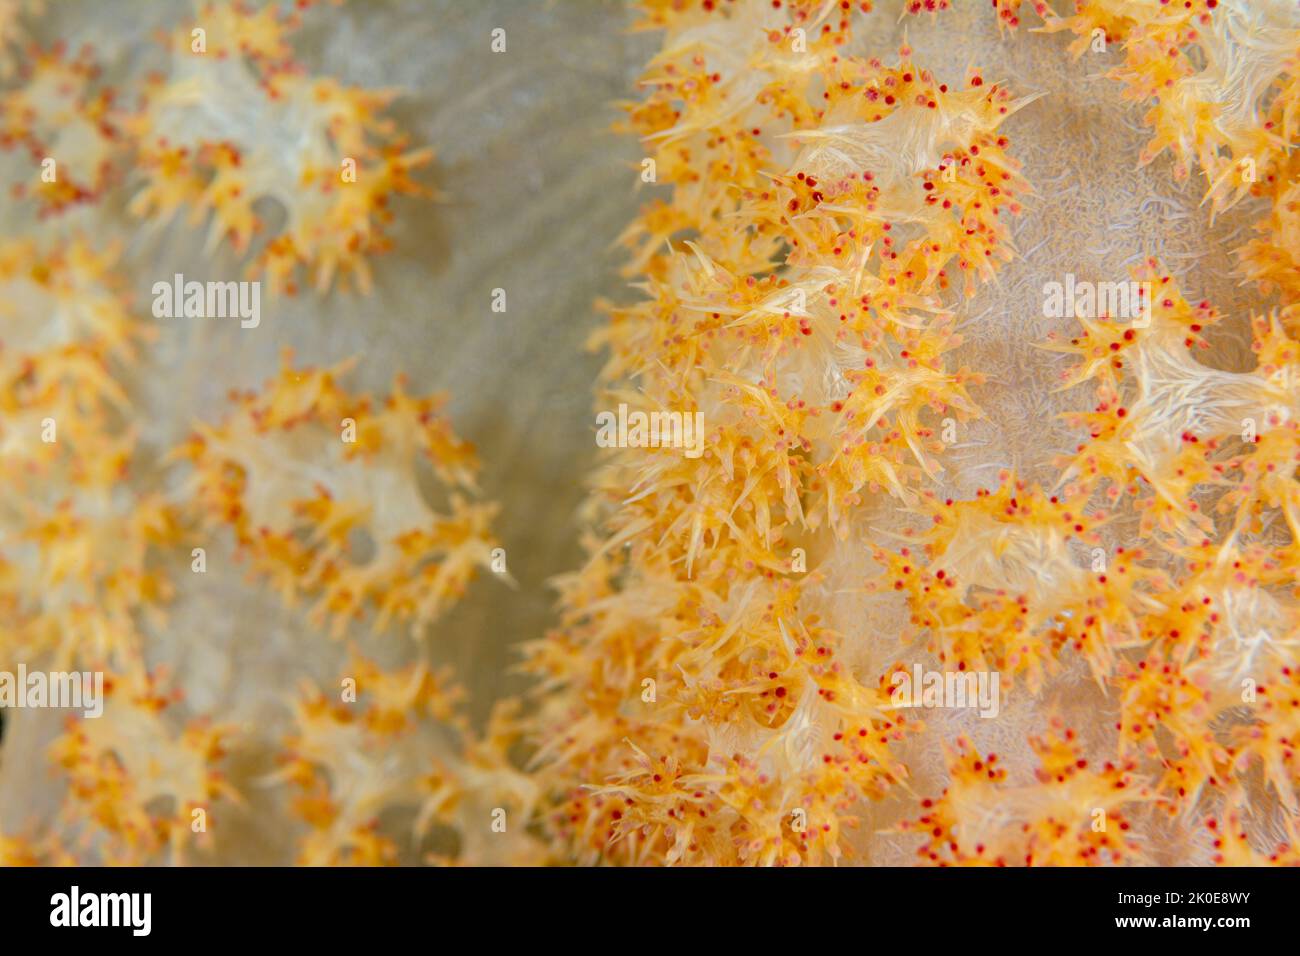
[
  {"left": 0, "top": 236, "right": 173, "bottom": 671},
  {"left": 126, "top": 2, "right": 432, "bottom": 294},
  {"left": 50, "top": 666, "right": 235, "bottom": 865},
  {"left": 521, "top": 0, "right": 1300, "bottom": 870},
  {"left": 177, "top": 354, "right": 498, "bottom": 640},
  {"left": 274, "top": 655, "right": 538, "bottom": 866},
  {"left": 896, "top": 730, "right": 1152, "bottom": 866},
  {"left": 0, "top": 41, "right": 120, "bottom": 215}
]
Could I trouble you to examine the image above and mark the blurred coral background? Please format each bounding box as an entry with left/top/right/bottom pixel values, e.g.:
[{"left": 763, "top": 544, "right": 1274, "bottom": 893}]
[{"left": 0, "top": 0, "right": 650, "bottom": 864}]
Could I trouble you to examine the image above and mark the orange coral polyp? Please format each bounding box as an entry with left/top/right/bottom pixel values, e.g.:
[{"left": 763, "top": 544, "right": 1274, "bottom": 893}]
[
  {"left": 1, "top": 42, "right": 121, "bottom": 215},
  {"left": 525, "top": 0, "right": 1300, "bottom": 868},
  {"left": 50, "top": 666, "right": 235, "bottom": 865},
  {"left": 126, "top": 2, "right": 432, "bottom": 294},
  {"left": 178, "top": 354, "right": 498, "bottom": 640},
  {"left": 0, "top": 0, "right": 1297, "bottom": 872}
]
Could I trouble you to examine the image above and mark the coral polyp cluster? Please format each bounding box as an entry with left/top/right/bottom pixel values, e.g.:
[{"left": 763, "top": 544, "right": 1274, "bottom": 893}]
[
  {"left": 0, "top": 41, "right": 120, "bottom": 215},
  {"left": 3, "top": 0, "right": 1298, "bottom": 873},
  {"left": 522, "top": 0, "right": 1300, "bottom": 867},
  {"left": 0, "top": 1, "right": 517, "bottom": 868},
  {"left": 127, "top": 1, "right": 433, "bottom": 294},
  {"left": 0, "top": 235, "right": 209, "bottom": 865},
  {"left": 0, "top": 237, "right": 138, "bottom": 465},
  {"left": 895, "top": 728, "right": 1152, "bottom": 866},
  {"left": 50, "top": 666, "right": 235, "bottom": 865},
  {"left": 922, "top": 2, "right": 1300, "bottom": 323},
  {"left": 177, "top": 356, "right": 500, "bottom": 640},
  {"left": 1041, "top": 0, "right": 1299, "bottom": 211},
  {"left": 0, "top": 236, "right": 175, "bottom": 671},
  {"left": 527, "top": 0, "right": 1038, "bottom": 865},
  {"left": 273, "top": 654, "right": 539, "bottom": 865}
]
